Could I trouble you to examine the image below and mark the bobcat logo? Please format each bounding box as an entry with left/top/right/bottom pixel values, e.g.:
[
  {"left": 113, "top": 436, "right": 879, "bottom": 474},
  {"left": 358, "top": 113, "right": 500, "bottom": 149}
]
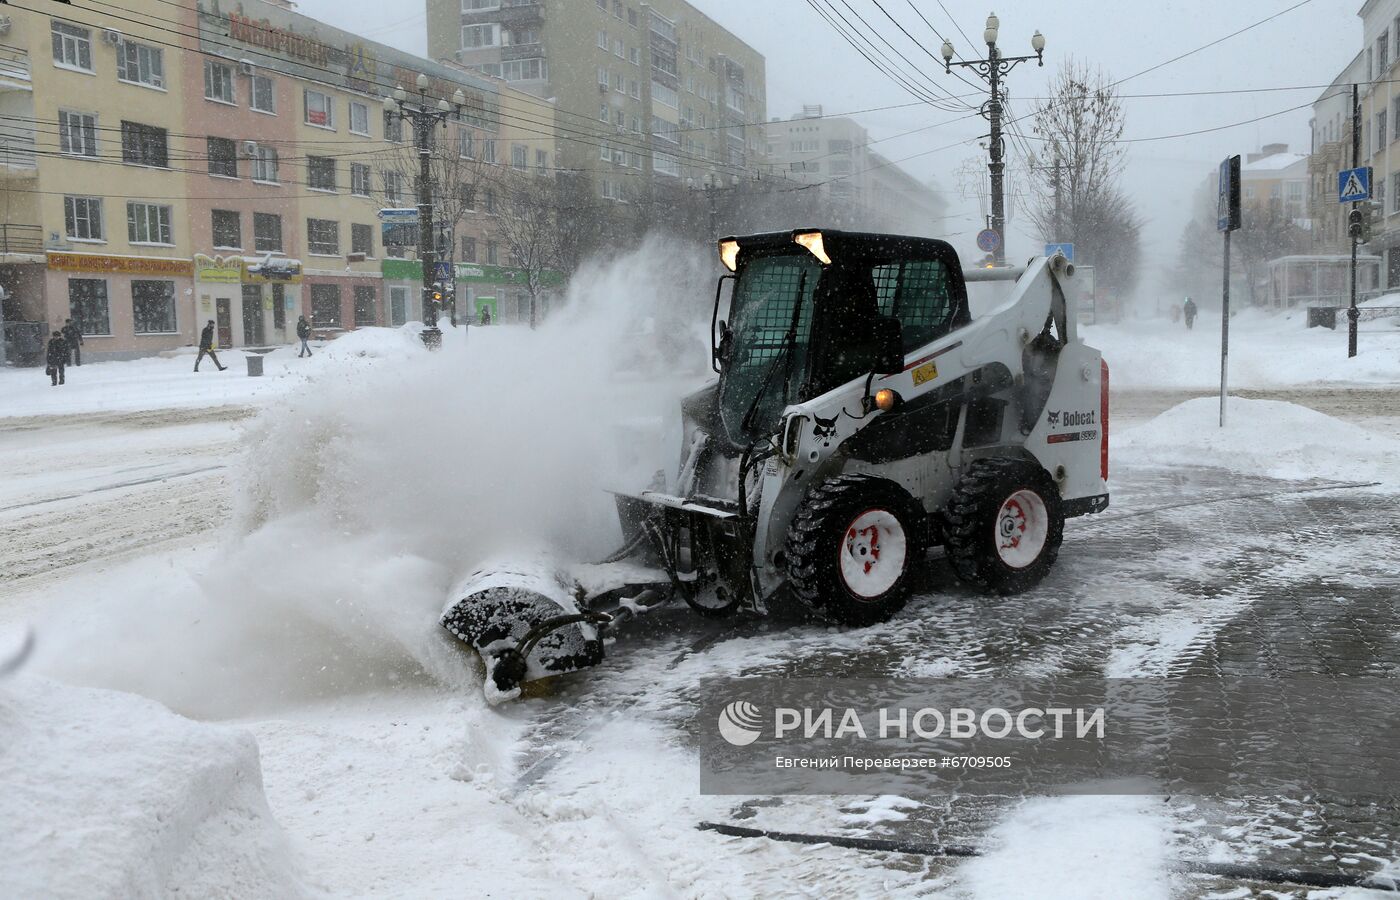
[
  {"left": 1047, "top": 410, "right": 1061, "bottom": 426},
  {"left": 812, "top": 414, "right": 839, "bottom": 448}
]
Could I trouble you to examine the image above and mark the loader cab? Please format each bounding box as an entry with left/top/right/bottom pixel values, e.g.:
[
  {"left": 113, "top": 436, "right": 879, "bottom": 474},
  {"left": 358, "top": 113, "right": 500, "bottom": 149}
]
[{"left": 714, "top": 229, "right": 971, "bottom": 450}]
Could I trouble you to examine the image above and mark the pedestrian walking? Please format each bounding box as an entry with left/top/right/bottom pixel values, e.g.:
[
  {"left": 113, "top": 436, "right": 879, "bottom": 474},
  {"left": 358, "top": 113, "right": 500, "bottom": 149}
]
[
  {"left": 45, "top": 330, "right": 67, "bottom": 386},
  {"left": 194, "top": 320, "right": 227, "bottom": 372},
  {"left": 1183, "top": 296, "right": 1198, "bottom": 330},
  {"left": 296, "top": 315, "right": 313, "bottom": 357},
  {"left": 61, "top": 318, "right": 83, "bottom": 366},
  {"left": 479, "top": 306, "right": 491, "bottom": 326}
]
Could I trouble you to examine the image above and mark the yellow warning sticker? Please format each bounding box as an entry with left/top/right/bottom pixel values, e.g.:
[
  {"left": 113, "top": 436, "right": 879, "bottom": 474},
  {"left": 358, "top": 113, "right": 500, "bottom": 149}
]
[{"left": 911, "top": 361, "right": 938, "bottom": 386}]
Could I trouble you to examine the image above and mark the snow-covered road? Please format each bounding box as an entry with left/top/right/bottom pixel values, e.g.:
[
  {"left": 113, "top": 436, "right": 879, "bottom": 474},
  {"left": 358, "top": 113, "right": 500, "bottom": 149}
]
[{"left": 4, "top": 300, "right": 1400, "bottom": 898}]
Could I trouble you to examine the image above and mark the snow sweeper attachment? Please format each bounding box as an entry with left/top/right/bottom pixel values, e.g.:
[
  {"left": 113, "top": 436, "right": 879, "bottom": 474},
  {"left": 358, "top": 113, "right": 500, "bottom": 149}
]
[{"left": 442, "top": 229, "right": 1110, "bottom": 701}]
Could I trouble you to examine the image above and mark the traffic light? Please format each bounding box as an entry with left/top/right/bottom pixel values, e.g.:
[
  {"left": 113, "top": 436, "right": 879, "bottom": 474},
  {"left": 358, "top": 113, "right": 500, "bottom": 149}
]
[
  {"left": 1349, "top": 207, "right": 1364, "bottom": 241},
  {"left": 1364, "top": 199, "right": 1383, "bottom": 242},
  {"left": 981, "top": 253, "right": 996, "bottom": 268}
]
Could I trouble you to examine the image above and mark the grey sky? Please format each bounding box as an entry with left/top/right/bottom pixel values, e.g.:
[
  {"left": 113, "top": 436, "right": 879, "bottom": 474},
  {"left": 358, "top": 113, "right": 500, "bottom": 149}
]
[{"left": 294, "top": 0, "right": 1358, "bottom": 295}]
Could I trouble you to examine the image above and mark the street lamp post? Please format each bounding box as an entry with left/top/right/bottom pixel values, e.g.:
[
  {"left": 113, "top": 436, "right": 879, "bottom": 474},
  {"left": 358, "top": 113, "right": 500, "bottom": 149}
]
[
  {"left": 941, "top": 14, "right": 1045, "bottom": 265},
  {"left": 383, "top": 75, "right": 466, "bottom": 349},
  {"left": 687, "top": 172, "right": 742, "bottom": 238}
]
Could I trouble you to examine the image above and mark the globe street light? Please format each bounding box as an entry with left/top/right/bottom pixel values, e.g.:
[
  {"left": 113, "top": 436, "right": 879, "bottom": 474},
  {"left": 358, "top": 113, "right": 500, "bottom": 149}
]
[{"left": 941, "top": 12, "right": 1045, "bottom": 265}]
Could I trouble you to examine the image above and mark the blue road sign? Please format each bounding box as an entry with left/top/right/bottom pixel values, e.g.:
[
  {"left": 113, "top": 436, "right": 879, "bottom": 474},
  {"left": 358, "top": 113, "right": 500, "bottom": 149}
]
[
  {"left": 1044, "top": 242, "right": 1074, "bottom": 262},
  {"left": 976, "top": 229, "right": 1001, "bottom": 253},
  {"left": 1339, "top": 167, "right": 1372, "bottom": 203},
  {"left": 433, "top": 261, "right": 453, "bottom": 282},
  {"left": 377, "top": 207, "right": 419, "bottom": 223}
]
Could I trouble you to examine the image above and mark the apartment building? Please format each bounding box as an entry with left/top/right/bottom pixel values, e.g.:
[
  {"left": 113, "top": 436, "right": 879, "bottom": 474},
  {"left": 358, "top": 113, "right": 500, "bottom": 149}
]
[
  {"left": 1309, "top": 51, "right": 1366, "bottom": 256},
  {"left": 427, "top": 0, "right": 767, "bottom": 205},
  {"left": 764, "top": 106, "right": 947, "bottom": 235},
  {"left": 0, "top": 0, "right": 556, "bottom": 362}
]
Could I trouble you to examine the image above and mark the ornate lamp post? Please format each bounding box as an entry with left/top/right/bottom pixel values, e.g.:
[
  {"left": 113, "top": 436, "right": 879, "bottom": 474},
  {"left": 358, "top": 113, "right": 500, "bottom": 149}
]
[
  {"left": 384, "top": 75, "right": 466, "bottom": 349},
  {"left": 941, "top": 14, "right": 1045, "bottom": 265}
]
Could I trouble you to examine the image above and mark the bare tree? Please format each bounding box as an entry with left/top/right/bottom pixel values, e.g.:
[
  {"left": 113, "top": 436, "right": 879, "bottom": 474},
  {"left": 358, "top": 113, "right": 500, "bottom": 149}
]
[
  {"left": 493, "top": 168, "right": 562, "bottom": 328},
  {"left": 374, "top": 126, "right": 496, "bottom": 266},
  {"left": 1025, "top": 60, "right": 1143, "bottom": 300}
]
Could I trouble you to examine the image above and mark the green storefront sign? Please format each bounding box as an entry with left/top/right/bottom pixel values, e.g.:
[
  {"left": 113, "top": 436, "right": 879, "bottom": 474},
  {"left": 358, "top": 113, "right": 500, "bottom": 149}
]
[{"left": 380, "top": 258, "right": 564, "bottom": 287}]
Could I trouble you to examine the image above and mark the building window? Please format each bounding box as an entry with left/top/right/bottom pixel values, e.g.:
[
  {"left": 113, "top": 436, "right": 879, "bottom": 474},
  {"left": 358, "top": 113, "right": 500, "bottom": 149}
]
[
  {"left": 204, "top": 60, "right": 235, "bottom": 103},
  {"left": 252, "top": 145, "right": 279, "bottom": 183},
  {"left": 68, "top": 279, "right": 110, "bottom": 335},
  {"left": 207, "top": 136, "right": 237, "bottom": 178},
  {"left": 486, "top": 240, "right": 498, "bottom": 265},
  {"left": 652, "top": 80, "right": 678, "bottom": 108},
  {"left": 1379, "top": 111, "right": 1388, "bottom": 153},
  {"left": 311, "top": 284, "right": 341, "bottom": 326},
  {"left": 351, "top": 163, "right": 372, "bottom": 197},
  {"left": 463, "top": 23, "right": 501, "bottom": 49},
  {"left": 211, "top": 209, "right": 242, "bottom": 249},
  {"left": 349, "top": 101, "right": 370, "bottom": 136},
  {"left": 58, "top": 110, "right": 97, "bottom": 157},
  {"left": 253, "top": 212, "right": 282, "bottom": 253},
  {"left": 461, "top": 236, "right": 477, "bottom": 262},
  {"left": 483, "top": 188, "right": 496, "bottom": 214},
  {"left": 383, "top": 109, "right": 403, "bottom": 142},
  {"left": 458, "top": 182, "right": 477, "bottom": 208},
  {"left": 117, "top": 40, "right": 164, "bottom": 88},
  {"left": 120, "top": 121, "right": 168, "bottom": 168},
  {"left": 1381, "top": 31, "right": 1391, "bottom": 74},
  {"left": 498, "top": 58, "right": 546, "bottom": 82},
  {"left": 51, "top": 21, "right": 93, "bottom": 72},
  {"left": 304, "top": 89, "right": 334, "bottom": 128},
  {"left": 131, "top": 280, "right": 177, "bottom": 334},
  {"left": 272, "top": 283, "right": 287, "bottom": 331},
  {"left": 483, "top": 139, "right": 497, "bottom": 164},
  {"left": 307, "top": 156, "right": 337, "bottom": 191},
  {"left": 459, "top": 129, "right": 476, "bottom": 158},
  {"left": 251, "top": 74, "right": 276, "bottom": 113},
  {"left": 307, "top": 218, "right": 339, "bottom": 255},
  {"left": 127, "top": 202, "right": 172, "bottom": 245},
  {"left": 351, "top": 223, "right": 374, "bottom": 256},
  {"left": 536, "top": 148, "right": 548, "bottom": 172},
  {"left": 353, "top": 285, "right": 377, "bottom": 326},
  {"left": 383, "top": 170, "right": 404, "bottom": 205},
  {"left": 63, "top": 196, "right": 103, "bottom": 241},
  {"left": 511, "top": 144, "right": 528, "bottom": 169}
]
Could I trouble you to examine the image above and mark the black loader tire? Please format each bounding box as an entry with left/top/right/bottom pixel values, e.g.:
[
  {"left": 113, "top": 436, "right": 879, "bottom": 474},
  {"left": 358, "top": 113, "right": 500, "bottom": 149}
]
[
  {"left": 943, "top": 457, "right": 1064, "bottom": 596},
  {"left": 785, "top": 474, "right": 925, "bottom": 627}
]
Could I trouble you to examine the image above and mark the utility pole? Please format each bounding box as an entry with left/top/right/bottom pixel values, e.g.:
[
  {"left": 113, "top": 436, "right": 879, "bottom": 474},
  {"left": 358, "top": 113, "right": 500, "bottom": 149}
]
[
  {"left": 1349, "top": 82, "right": 1361, "bottom": 358},
  {"left": 384, "top": 74, "right": 466, "bottom": 350},
  {"left": 941, "top": 14, "right": 1045, "bottom": 265}
]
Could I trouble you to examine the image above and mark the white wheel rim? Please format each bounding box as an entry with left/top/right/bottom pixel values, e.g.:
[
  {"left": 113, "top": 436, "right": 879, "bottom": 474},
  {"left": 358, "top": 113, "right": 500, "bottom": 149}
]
[
  {"left": 995, "top": 490, "right": 1048, "bottom": 569},
  {"left": 838, "top": 508, "right": 907, "bottom": 599}
]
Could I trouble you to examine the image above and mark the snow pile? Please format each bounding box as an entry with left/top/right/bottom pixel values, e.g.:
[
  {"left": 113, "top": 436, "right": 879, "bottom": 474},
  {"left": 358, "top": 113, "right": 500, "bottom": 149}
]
[
  {"left": 0, "top": 676, "right": 301, "bottom": 898},
  {"left": 1082, "top": 307, "right": 1400, "bottom": 390},
  {"left": 33, "top": 238, "right": 716, "bottom": 716},
  {"left": 959, "top": 796, "right": 1174, "bottom": 899},
  {"left": 1115, "top": 397, "right": 1400, "bottom": 484}
]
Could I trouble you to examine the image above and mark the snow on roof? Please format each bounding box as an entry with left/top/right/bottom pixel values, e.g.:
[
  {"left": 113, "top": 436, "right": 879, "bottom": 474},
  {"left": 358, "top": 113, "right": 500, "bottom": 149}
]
[{"left": 1241, "top": 152, "right": 1308, "bottom": 173}]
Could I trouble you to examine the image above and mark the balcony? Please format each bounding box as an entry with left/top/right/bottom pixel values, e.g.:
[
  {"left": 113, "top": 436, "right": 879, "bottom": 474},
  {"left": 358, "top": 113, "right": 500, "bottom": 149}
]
[
  {"left": 0, "top": 131, "right": 36, "bottom": 172},
  {"left": 0, "top": 47, "right": 31, "bottom": 90},
  {"left": 0, "top": 223, "right": 42, "bottom": 255}
]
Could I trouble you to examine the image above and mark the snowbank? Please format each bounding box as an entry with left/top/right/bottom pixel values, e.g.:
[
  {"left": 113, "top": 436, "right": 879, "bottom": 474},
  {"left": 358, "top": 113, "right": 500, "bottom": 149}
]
[
  {"left": 31, "top": 239, "right": 717, "bottom": 717},
  {"left": 959, "top": 796, "right": 1174, "bottom": 899},
  {"left": 1115, "top": 396, "right": 1400, "bottom": 484},
  {"left": 1082, "top": 307, "right": 1400, "bottom": 390},
  {"left": 0, "top": 676, "right": 301, "bottom": 898}
]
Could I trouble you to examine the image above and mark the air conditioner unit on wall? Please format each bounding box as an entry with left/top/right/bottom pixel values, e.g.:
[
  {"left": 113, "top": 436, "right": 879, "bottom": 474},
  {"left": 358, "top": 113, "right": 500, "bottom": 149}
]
[
  {"left": 239, "top": 59, "right": 255, "bottom": 76},
  {"left": 241, "top": 141, "right": 258, "bottom": 157},
  {"left": 103, "top": 30, "right": 122, "bottom": 46}
]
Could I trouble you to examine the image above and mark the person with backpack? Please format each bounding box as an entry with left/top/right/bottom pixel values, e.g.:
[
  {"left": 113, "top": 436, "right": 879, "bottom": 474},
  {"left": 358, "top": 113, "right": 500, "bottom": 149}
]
[
  {"left": 45, "top": 330, "right": 68, "bottom": 386},
  {"left": 296, "top": 315, "right": 313, "bottom": 357},
  {"left": 194, "top": 320, "right": 227, "bottom": 372}
]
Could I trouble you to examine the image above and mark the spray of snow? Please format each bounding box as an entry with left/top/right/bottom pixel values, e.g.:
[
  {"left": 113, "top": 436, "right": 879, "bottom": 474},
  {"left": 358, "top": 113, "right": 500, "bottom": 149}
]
[{"left": 32, "top": 238, "right": 717, "bottom": 717}]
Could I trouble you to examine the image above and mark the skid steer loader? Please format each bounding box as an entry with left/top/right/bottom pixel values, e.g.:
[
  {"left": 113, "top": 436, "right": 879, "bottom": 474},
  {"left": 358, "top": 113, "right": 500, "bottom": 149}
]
[{"left": 443, "top": 229, "right": 1110, "bottom": 700}]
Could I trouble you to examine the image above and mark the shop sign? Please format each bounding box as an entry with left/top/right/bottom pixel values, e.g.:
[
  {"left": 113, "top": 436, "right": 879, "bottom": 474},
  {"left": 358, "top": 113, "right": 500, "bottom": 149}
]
[
  {"left": 47, "top": 252, "right": 193, "bottom": 277},
  {"left": 195, "top": 253, "right": 244, "bottom": 284}
]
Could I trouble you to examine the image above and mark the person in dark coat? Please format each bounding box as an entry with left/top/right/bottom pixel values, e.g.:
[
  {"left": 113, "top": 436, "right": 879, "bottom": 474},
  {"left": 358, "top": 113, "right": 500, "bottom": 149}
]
[
  {"left": 1183, "top": 297, "right": 1198, "bottom": 330},
  {"left": 61, "top": 318, "right": 83, "bottom": 366},
  {"left": 479, "top": 306, "right": 491, "bottom": 326},
  {"left": 45, "top": 330, "right": 68, "bottom": 386},
  {"left": 194, "top": 320, "right": 227, "bottom": 372},
  {"left": 296, "top": 315, "right": 313, "bottom": 357}
]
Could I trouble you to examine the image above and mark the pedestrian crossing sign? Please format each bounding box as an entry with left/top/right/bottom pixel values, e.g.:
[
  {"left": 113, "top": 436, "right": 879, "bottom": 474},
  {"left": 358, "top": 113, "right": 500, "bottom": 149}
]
[{"left": 1339, "top": 167, "right": 1372, "bottom": 203}]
